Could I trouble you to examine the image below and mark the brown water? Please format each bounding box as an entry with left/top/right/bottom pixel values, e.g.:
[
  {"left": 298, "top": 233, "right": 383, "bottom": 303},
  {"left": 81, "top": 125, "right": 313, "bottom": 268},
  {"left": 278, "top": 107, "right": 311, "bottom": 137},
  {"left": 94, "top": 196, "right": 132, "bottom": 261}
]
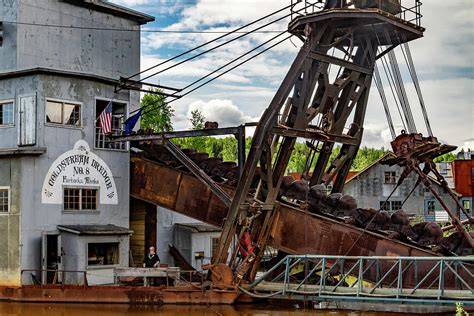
[{"left": 0, "top": 303, "right": 413, "bottom": 316}]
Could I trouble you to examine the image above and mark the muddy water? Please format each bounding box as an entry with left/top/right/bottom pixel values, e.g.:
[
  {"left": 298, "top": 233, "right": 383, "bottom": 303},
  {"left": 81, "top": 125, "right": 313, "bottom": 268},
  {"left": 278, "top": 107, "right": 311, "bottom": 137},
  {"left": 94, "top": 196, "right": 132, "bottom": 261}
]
[{"left": 0, "top": 303, "right": 414, "bottom": 316}]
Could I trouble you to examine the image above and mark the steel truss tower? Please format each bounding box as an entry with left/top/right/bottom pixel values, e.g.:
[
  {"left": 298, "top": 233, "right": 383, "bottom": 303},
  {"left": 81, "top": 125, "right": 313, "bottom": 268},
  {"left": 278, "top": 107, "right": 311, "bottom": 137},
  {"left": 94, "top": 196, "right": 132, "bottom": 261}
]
[{"left": 212, "top": 1, "right": 425, "bottom": 282}]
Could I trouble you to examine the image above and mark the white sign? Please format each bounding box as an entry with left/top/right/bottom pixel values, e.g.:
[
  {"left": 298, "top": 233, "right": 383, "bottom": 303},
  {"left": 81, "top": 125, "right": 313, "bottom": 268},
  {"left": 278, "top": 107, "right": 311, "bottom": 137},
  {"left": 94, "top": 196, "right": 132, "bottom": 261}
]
[{"left": 42, "top": 140, "right": 118, "bottom": 204}]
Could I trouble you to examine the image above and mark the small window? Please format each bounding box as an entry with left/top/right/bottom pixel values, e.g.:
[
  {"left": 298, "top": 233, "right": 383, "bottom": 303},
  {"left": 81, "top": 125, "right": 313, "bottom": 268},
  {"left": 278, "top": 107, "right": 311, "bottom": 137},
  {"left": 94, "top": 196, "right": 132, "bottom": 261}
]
[
  {"left": 0, "top": 188, "right": 9, "bottom": 213},
  {"left": 0, "top": 102, "right": 14, "bottom": 125},
  {"left": 64, "top": 188, "right": 98, "bottom": 211},
  {"left": 379, "top": 201, "right": 390, "bottom": 211},
  {"left": 211, "top": 237, "right": 220, "bottom": 255},
  {"left": 88, "top": 242, "right": 119, "bottom": 266},
  {"left": 95, "top": 100, "right": 126, "bottom": 150},
  {"left": 46, "top": 100, "right": 81, "bottom": 127},
  {"left": 427, "top": 200, "right": 436, "bottom": 214},
  {"left": 391, "top": 200, "right": 402, "bottom": 211},
  {"left": 384, "top": 171, "right": 396, "bottom": 184},
  {"left": 463, "top": 200, "right": 471, "bottom": 212}
]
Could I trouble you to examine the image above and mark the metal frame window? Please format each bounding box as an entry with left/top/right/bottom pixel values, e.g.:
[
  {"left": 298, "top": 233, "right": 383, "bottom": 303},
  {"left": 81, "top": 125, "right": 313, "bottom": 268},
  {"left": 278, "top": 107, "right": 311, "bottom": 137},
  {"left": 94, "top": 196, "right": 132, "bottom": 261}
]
[
  {"left": 391, "top": 200, "right": 402, "bottom": 211},
  {"left": 94, "top": 99, "right": 128, "bottom": 151},
  {"left": 63, "top": 188, "right": 98, "bottom": 211},
  {"left": 379, "top": 201, "right": 390, "bottom": 211},
  {"left": 0, "top": 101, "right": 14, "bottom": 126},
  {"left": 427, "top": 200, "right": 436, "bottom": 214},
  {"left": 45, "top": 99, "right": 81, "bottom": 127},
  {"left": 0, "top": 187, "right": 10, "bottom": 213},
  {"left": 462, "top": 200, "right": 471, "bottom": 212},
  {"left": 384, "top": 171, "right": 396, "bottom": 184},
  {"left": 211, "top": 236, "right": 220, "bottom": 255}
]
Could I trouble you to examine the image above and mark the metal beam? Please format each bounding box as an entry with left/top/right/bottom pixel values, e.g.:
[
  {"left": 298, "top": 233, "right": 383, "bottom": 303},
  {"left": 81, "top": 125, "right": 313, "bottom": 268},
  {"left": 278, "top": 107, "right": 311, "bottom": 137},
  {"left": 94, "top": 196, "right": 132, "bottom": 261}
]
[
  {"left": 271, "top": 126, "right": 359, "bottom": 145},
  {"left": 163, "top": 140, "right": 232, "bottom": 207},
  {"left": 109, "top": 127, "right": 242, "bottom": 142},
  {"left": 308, "top": 51, "right": 373, "bottom": 75}
]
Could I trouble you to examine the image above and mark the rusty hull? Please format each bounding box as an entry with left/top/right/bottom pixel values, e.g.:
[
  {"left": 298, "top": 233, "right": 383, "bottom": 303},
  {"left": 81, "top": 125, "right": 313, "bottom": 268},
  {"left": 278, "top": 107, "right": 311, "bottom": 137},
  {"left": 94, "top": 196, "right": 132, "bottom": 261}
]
[{"left": 0, "top": 285, "right": 239, "bottom": 305}]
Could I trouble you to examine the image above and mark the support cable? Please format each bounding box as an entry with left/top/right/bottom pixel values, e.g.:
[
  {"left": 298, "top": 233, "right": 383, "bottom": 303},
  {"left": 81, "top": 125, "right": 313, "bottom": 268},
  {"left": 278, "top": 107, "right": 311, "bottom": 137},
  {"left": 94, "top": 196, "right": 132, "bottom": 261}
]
[
  {"left": 124, "top": 4, "right": 293, "bottom": 81},
  {"left": 374, "top": 64, "right": 396, "bottom": 139},
  {"left": 388, "top": 51, "right": 417, "bottom": 133},
  {"left": 400, "top": 43, "right": 433, "bottom": 136},
  {"left": 139, "top": 35, "right": 292, "bottom": 118},
  {"left": 127, "top": 31, "right": 290, "bottom": 117},
  {"left": 372, "top": 27, "right": 408, "bottom": 133},
  {"left": 379, "top": 54, "right": 407, "bottom": 132}
]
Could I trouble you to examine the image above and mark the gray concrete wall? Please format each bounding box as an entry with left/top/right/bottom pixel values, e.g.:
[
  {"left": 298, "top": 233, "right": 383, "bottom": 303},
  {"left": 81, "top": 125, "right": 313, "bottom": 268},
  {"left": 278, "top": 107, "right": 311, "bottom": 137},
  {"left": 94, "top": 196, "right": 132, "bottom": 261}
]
[
  {"left": 0, "top": 158, "right": 21, "bottom": 286},
  {"left": 61, "top": 233, "right": 129, "bottom": 285},
  {"left": 17, "top": 75, "right": 136, "bottom": 284},
  {"left": 0, "top": 0, "right": 146, "bottom": 286},
  {"left": 2, "top": 0, "right": 141, "bottom": 79},
  {"left": 0, "top": 0, "right": 18, "bottom": 71}
]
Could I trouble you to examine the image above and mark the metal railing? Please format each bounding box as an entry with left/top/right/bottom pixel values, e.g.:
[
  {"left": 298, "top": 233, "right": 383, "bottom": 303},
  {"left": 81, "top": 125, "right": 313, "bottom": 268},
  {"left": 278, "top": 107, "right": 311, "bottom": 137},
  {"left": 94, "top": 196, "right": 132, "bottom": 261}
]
[
  {"left": 246, "top": 255, "right": 474, "bottom": 305},
  {"left": 290, "top": 0, "right": 423, "bottom": 27},
  {"left": 21, "top": 269, "right": 89, "bottom": 287},
  {"left": 114, "top": 267, "right": 206, "bottom": 289},
  {"left": 95, "top": 127, "right": 127, "bottom": 150}
]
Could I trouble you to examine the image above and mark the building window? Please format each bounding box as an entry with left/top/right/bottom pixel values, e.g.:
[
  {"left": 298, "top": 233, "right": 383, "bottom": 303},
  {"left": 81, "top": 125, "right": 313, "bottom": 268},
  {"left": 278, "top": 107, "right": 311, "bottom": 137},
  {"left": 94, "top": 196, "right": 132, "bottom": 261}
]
[
  {"left": 0, "top": 188, "right": 10, "bottom": 213},
  {"left": 384, "top": 171, "right": 396, "bottom": 184},
  {"left": 463, "top": 200, "right": 471, "bottom": 212},
  {"left": 427, "top": 200, "right": 436, "bottom": 214},
  {"left": 95, "top": 100, "right": 127, "bottom": 150},
  {"left": 211, "top": 237, "right": 220, "bottom": 256},
  {"left": 63, "top": 188, "right": 98, "bottom": 211},
  {"left": 391, "top": 200, "right": 402, "bottom": 211},
  {"left": 0, "top": 101, "right": 14, "bottom": 125},
  {"left": 45, "top": 100, "right": 81, "bottom": 127},
  {"left": 88, "top": 243, "right": 119, "bottom": 266},
  {"left": 379, "top": 201, "right": 390, "bottom": 211}
]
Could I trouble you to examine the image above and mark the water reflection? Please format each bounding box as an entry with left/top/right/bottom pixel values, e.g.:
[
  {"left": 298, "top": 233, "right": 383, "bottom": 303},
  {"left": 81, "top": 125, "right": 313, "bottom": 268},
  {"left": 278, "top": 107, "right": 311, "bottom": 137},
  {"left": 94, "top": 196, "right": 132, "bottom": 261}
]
[{"left": 0, "top": 302, "right": 407, "bottom": 316}]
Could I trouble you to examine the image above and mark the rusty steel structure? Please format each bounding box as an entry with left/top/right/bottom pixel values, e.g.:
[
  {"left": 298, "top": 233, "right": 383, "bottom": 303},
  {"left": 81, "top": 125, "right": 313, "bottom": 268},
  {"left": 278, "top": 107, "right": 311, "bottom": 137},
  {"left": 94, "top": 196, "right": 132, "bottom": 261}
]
[
  {"left": 212, "top": 0, "right": 426, "bottom": 282},
  {"left": 109, "top": 0, "right": 474, "bottom": 292}
]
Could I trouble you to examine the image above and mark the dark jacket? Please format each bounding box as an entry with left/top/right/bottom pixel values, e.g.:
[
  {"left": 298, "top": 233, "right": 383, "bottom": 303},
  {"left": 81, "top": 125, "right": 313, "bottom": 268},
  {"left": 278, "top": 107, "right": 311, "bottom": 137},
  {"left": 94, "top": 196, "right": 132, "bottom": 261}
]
[{"left": 144, "top": 253, "right": 160, "bottom": 267}]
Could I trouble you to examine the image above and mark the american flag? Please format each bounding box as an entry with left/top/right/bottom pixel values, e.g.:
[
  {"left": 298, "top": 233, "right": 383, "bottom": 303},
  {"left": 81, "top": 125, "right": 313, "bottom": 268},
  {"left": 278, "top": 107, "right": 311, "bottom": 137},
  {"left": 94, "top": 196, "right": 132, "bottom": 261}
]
[{"left": 99, "top": 101, "right": 113, "bottom": 135}]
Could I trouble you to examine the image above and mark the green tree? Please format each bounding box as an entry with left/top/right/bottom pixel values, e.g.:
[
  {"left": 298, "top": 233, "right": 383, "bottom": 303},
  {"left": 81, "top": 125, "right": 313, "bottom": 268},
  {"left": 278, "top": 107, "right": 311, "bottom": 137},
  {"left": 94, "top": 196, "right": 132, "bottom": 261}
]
[
  {"left": 190, "top": 109, "right": 205, "bottom": 130},
  {"left": 140, "top": 88, "right": 174, "bottom": 132},
  {"left": 433, "top": 152, "right": 456, "bottom": 163}
]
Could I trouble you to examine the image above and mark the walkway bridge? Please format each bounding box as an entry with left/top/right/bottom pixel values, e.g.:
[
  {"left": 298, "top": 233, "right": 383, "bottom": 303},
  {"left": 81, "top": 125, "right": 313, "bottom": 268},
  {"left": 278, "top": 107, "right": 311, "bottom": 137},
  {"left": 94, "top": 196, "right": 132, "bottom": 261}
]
[{"left": 242, "top": 255, "right": 473, "bottom": 307}]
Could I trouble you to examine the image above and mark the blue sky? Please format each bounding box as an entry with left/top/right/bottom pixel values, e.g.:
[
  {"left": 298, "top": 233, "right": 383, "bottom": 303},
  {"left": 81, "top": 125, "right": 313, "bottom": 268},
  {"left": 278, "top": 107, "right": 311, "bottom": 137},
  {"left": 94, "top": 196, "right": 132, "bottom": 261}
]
[{"left": 110, "top": 0, "right": 473, "bottom": 150}]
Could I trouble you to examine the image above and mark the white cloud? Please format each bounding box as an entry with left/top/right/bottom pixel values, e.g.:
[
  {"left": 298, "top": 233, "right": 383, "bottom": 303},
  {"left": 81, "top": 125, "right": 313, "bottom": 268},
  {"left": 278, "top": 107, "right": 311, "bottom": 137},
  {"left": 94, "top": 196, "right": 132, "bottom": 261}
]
[
  {"left": 109, "top": 0, "right": 152, "bottom": 6},
  {"left": 185, "top": 99, "right": 258, "bottom": 128},
  {"left": 131, "top": 1, "right": 473, "bottom": 150}
]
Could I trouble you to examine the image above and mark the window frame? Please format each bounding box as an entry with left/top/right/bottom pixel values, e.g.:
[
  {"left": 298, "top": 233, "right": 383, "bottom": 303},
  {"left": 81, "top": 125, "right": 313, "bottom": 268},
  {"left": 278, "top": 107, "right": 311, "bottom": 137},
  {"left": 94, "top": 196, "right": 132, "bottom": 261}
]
[
  {"left": 63, "top": 187, "right": 99, "bottom": 212},
  {"left": 94, "top": 97, "right": 129, "bottom": 152},
  {"left": 0, "top": 186, "right": 10, "bottom": 214},
  {"left": 45, "top": 98, "right": 83, "bottom": 129},
  {"left": 426, "top": 200, "right": 436, "bottom": 214},
  {"left": 391, "top": 200, "right": 402, "bottom": 211},
  {"left": 211, "top": 236, "right": 220, "bottom": 256},
  {"left": 384, "top": 171, "right": 397, "bottom": 184},
  {"left": 379, "top": 201, "right": 390, "bottom": 211},
  {"left": 0, "top": 100, "right": 15, "bottom": 127},
  {"left": 87, "top": 242, "right": 120, "bottom": 267}
]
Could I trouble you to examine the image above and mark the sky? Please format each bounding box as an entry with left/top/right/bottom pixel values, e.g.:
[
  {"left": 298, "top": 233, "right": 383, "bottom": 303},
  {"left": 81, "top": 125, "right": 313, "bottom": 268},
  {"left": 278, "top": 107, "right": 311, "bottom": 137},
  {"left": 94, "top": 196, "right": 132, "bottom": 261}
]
[{"left": 110, "top": 0, "right": 473, "bottom": 151}]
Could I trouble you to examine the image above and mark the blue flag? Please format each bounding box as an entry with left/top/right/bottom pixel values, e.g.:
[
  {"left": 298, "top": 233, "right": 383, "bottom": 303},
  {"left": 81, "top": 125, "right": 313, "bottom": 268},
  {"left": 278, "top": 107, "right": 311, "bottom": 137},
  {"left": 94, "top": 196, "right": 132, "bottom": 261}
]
[{"left": 124, "top": 109, "right": 142, "bottom": 135}]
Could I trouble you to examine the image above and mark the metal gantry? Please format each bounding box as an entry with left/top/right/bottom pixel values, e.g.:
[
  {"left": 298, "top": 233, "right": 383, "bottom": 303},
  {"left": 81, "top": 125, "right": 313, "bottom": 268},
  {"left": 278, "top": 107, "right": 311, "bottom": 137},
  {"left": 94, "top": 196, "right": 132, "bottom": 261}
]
[
  {"left": 213, "top": 0, "right": 425, "bottom": 282},
  {"left": 245, "top": 255, "right": 474, "bottom": 306}
]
